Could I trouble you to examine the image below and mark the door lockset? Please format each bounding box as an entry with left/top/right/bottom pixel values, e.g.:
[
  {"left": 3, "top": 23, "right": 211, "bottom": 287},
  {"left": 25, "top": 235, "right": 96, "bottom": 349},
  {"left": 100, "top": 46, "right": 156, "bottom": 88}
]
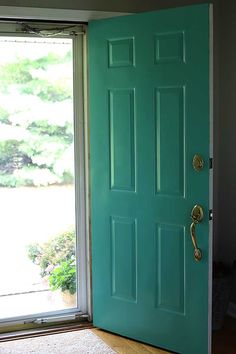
[
  {"left": 192, "top": 154, "right": 204, "bottom": 171},
  {"left": 190, "top": 205, "right": 204, "bottom": 261}
]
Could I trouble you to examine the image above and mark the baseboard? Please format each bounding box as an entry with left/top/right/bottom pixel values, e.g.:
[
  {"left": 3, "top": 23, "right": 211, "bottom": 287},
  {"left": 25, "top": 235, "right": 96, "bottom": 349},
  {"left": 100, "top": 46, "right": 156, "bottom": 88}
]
[{"left": 227, "top": 302, "right": 236, "bottom": 318}]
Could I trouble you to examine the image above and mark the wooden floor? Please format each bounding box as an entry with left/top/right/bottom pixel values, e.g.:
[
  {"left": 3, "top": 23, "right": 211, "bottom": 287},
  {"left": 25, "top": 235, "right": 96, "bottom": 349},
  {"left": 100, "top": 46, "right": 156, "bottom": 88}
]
[
  {"left": 92, "top": 328, "right": 171, "bottom": 354},
  {"left": 212, "top": 316, "right": 236, "bottom": 354},
  {"left": 93, "top": 316, "right": 236, "bottom": 354}
]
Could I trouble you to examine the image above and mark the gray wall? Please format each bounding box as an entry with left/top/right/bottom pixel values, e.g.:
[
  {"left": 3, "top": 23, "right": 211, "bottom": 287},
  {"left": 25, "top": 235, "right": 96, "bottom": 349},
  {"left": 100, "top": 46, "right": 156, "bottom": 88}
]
[
  {"left": 0, "top": 0, "right": 214, "bottom": 12},
  {"left": 218, "top": 0, "right": 236, "bottom": 265},
  {"left": 217, "top": 0, "right": 236, "bottom": 305}
]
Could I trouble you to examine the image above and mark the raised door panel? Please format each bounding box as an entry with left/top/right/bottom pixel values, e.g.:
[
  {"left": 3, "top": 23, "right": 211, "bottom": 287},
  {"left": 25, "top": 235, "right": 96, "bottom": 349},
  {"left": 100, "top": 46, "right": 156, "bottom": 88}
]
[{"left": 109, "top": 89, "right": 136, "bottom": 192}]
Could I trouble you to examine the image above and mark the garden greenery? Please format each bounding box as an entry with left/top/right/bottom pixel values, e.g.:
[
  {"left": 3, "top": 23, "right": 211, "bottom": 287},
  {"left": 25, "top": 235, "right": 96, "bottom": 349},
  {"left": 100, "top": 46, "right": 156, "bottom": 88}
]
[{"left": 27, "top": 229, "right": 76, "bottom": 294}]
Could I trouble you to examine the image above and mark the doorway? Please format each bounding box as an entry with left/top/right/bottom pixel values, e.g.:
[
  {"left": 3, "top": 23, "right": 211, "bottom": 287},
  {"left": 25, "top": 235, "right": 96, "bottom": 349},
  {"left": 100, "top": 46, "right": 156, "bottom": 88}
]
[
  {"left": 0, "top": 22, "right": 88, "bottom": 329},
  {"left": 0, "top": 6, "right": 217, "bottom": 354}
]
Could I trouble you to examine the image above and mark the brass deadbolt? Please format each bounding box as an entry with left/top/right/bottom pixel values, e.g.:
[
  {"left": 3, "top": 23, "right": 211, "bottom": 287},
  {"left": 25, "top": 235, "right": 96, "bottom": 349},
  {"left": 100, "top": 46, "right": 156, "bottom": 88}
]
[{"left": 192, "top": 154, "right": 204, "bottom": 172}]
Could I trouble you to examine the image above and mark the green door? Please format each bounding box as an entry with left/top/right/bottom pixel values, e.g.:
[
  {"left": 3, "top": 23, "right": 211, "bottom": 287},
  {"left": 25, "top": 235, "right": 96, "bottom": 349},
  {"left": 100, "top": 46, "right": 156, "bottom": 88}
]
[{"left": 89, "top": 4, "right": 211, "bottom": 354}]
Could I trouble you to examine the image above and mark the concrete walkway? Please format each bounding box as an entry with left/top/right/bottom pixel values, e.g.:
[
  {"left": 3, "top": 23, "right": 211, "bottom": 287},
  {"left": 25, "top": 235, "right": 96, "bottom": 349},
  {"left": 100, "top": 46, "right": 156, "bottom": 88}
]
[
  {"left": 0, "top": 289, "right": 75, "bottom": 319},
  {"left": 0, "top": 185, "right": 76, "bottom": 319}
]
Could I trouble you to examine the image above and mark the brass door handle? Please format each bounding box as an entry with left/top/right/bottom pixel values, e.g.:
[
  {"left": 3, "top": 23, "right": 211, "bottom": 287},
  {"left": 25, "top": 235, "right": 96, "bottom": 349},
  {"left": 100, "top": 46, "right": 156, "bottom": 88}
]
[
  {"left": 190, "top": 221, "right": 202, "bottom": 261},
  {"left": 190, "top": 205, "right": 204, "bottom": 262}
]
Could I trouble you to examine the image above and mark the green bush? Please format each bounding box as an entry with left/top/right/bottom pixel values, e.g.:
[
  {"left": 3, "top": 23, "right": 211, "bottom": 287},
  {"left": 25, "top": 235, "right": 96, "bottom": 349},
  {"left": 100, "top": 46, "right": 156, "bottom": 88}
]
[
  {"left": 27, "top": 229, "right": 76, "bottom": 294},
  {"left": 49, "top": 259, "right": 76, "bottom": 294}
]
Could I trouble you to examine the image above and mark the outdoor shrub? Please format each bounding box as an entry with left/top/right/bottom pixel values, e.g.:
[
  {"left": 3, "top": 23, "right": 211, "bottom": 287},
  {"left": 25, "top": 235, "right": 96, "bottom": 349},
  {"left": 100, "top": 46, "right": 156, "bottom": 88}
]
[
  {"left": 27, "top": 242, "right": 42, "bottom": 263},
  {"left": 49, "top": 258, "right": 76, "bottom": 295},
  {"left": 27, "top": 229, "right": 76, "bottom": 293}
]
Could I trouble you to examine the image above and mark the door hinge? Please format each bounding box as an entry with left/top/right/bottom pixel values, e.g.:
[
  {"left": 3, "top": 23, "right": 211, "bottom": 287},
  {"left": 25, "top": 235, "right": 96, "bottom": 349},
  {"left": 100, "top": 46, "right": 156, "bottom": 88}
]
[
  {"left": 209, "top": 209, "right": 213, "bottom": 221},
  {"left": 209, "top": 158, "right": 213, "bottom": 169}
]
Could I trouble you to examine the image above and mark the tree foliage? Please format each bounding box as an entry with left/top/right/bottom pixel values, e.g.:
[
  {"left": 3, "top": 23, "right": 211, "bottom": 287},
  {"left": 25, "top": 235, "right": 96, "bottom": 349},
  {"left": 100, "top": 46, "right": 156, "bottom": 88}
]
[{"left": 0, "top": 49, "right": 74, "bottom": 187}]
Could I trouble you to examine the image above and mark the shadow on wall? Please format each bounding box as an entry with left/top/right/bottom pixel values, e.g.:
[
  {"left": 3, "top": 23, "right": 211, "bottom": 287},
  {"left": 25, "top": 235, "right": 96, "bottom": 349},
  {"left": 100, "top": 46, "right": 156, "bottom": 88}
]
[{"left": 0, "top": 0, "right": 216, "bottom": 13}]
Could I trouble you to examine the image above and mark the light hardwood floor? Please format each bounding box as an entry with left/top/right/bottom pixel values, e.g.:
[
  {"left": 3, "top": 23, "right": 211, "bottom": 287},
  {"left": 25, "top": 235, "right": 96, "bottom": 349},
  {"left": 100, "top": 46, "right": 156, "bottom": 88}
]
[
  {"left": 92, "top": 316, "right": 236, "bottom": 354},
  {"left": 92, "top": 328, "right": 171, "bottom": 354}
]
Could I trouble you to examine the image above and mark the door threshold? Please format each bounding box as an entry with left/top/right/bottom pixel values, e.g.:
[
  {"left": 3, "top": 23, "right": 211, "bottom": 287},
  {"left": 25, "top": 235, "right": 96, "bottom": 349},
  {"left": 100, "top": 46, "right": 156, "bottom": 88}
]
[{"left": 0, "top": 321, "right": 93, "bottom": 342}]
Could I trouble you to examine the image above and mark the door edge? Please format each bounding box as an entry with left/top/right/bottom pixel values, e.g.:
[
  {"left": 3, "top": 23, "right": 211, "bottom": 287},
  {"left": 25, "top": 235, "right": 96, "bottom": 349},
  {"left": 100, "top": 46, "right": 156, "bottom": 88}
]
[{"left": 208, "top": 3, "right": 214, "bottom": 354}]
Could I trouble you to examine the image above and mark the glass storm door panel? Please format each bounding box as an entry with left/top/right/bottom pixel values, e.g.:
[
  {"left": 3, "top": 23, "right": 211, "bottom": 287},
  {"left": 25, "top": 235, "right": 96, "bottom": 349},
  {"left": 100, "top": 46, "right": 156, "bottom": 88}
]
[
  {"left": 89, "top": 5, "right": 211, "bottom": 354},
  {"left": 0, "top": 37, "right": 78, "bottom": 320}
]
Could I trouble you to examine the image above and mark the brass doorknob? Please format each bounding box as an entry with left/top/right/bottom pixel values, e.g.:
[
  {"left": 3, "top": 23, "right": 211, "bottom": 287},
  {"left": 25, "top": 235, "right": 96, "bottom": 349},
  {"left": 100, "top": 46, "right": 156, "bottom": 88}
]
[
  {"left": 192, "top": 154, "right": 204, "bottom": 171},
  {"left": 190, "top": 205, "right": 203, "bottom": 261}
]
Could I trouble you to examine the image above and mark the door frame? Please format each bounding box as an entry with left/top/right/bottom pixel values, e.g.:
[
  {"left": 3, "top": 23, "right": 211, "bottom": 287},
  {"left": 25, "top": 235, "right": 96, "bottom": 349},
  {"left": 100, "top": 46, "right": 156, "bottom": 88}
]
[{"left": 0, "top": 22, "right": 89, "bottom": 329}]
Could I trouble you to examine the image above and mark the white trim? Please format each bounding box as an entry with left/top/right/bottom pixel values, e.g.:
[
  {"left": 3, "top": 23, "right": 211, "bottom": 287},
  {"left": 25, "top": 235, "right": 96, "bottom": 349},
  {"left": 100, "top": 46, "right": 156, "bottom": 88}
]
[
  {"left": 0, "top": 24, "right": 88, "bottom": 325},
  {"left": 0, "top": 6, "right": 129, "bottom": 22},
  {"left": 208, "top": 4, "right": 214, "bottom": 354},
  {"left": 73, "top": 32, "right": 88, "bottom": 314},
  {"left": 82, "top": 28, "right": 93, "bottom": 320},
  {"left": 0, "top": 308, "right": 81, "bottom": 326},
  {"left": 0, "top": 312, "right": 82, "bottom": 327}
]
